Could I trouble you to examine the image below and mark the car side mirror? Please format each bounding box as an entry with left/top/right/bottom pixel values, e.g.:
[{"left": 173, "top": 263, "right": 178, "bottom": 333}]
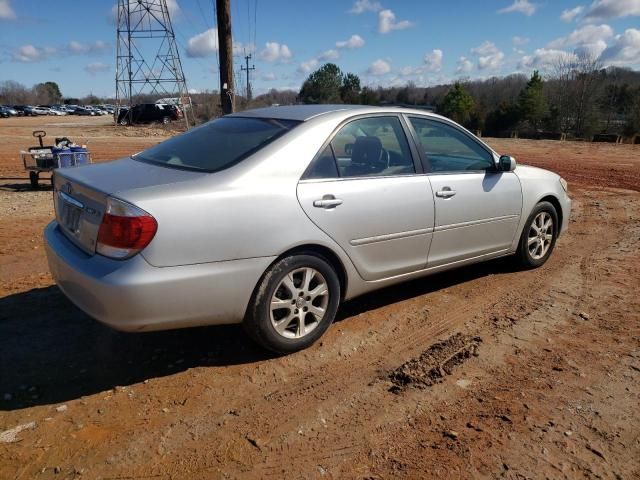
[{"left": 499, "top": 155, "right": 516, "bottom": 172}]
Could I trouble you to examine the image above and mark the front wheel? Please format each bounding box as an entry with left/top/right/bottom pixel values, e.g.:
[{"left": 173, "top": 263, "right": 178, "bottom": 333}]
[
  {"left": 515, "top": 201, "right": 558, "bottom": 268},
  {"left": 244, "top": 254, "right": 341, "bottom": 354},
  {"left": 161, "top": 116, "right": 170, "bottom": 125}
]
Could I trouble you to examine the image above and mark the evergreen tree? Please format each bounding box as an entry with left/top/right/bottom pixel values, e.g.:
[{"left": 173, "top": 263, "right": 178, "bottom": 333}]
[
  {"left": 299, "top": 63, "right": 344, "bottom": 104},
  {"left": 340, "top": 73, "right": 361, "bottom": 104},
  {"left": 439, "top": 83, "right": 474, "bottom": 125},
  {"left": 518, "top": 70, "right": 547, "bottom": 130}
]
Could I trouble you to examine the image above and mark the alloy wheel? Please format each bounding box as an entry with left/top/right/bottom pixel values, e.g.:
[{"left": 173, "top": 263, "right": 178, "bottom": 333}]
[
  {"left": 269, "top": 267, "right": 329, "bottom": 339},
  {"left": 528, "top": 211, "right": 554, "bottom": 260}
]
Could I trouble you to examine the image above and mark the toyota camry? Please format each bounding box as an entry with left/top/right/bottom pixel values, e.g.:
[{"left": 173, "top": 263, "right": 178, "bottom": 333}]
[{"left": 45, "top": 105, "right": 571, "bottom": 353}]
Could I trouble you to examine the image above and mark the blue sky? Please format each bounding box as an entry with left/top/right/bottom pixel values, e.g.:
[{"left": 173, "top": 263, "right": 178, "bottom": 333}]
[{"left": 1, "top": 0, "right": 639, "bottom": 98}]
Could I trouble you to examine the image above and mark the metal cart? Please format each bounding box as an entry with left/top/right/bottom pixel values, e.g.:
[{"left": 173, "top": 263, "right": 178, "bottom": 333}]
[{"left": 21, "top": 130, "right": 92, "bottom": 189}]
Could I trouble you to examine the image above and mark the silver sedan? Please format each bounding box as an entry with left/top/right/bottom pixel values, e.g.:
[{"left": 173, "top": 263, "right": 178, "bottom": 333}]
[{"left": 45, "top": 105, "right": 571, "bottom": 353}]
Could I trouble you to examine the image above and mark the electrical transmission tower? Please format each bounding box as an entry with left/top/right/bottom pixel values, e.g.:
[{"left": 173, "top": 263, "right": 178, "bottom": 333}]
[{"left": 115, "top": 0, "right": 192, "bottom": 127}]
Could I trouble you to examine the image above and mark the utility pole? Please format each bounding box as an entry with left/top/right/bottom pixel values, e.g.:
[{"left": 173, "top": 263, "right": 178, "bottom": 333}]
[
  {"left": 216, "top": 0, "right": 234, "bottom": 114},
  {"left": 241, "top": 53, "right": 256, "bottom": 101}
]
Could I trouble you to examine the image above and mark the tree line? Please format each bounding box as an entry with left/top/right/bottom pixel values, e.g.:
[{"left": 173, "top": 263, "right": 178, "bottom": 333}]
[
  {"left": 4, "top": 55, "right": 639, "bottom": 138},
  {"left": 293, "top": 57, "right": 640, "bottom": 139}
]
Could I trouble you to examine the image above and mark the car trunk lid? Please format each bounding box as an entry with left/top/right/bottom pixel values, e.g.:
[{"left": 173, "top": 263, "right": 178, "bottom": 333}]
[{"left": 53, "top": 157, "right": 204, "bottom": 255}]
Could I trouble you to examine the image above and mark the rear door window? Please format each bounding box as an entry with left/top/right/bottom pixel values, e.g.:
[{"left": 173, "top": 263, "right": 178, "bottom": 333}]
[
  {"left": 134, "top": 116, "right": 300, "bottom": 172},
  {"left": 306, "top": 116, "right": 415, "bottom": 179}
]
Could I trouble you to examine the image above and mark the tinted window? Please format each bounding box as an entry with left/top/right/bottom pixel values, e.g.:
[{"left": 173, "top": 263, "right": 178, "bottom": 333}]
[
  {"left": 134, "top": 117, "right": 299, "bottom": 172},
  {"left": 306, "top": 144, "right": 339, "bottom": 179},
  {"left": 409, "top": 117, "right": 494, "bottom": 172},
  {"left": 318, "top": 116, "right": 415, "bottom": 178}
]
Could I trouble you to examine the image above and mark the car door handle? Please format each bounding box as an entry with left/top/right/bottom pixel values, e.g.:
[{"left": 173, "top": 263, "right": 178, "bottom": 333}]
[
  {"left": 435, "top": 188, "right": 456, "bottom": 198},
  {"left": 313, "top": 195, "right": 343, "bottom": 209}
]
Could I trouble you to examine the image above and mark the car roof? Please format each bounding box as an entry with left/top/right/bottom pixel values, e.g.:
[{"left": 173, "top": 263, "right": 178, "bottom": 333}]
[
  {"left": 229, "top": 104, "right": 445, "bottom": 123},
  {"left": 229, "top": 104, "right": 373, "bottom": 121}
]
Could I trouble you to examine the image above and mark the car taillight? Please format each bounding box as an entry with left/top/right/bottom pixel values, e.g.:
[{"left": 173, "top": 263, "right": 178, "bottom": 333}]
[{"left": 96, "top": 197, "right": 157, "bottom": 259}]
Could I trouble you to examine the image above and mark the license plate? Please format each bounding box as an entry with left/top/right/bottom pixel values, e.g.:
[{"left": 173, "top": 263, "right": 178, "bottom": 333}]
[
  {"left": 58, "top": 190, "right": 85, "bottom": 233},
  {"left": 60, "top": 198, "right": 82, "bottom": 233}
]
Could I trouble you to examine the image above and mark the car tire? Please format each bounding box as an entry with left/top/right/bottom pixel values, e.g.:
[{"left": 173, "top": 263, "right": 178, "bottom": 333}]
[
  {"left": 29, "top": 171, "right": 39, "bottom": 189},
  {"left": 119, "top": 118, "right": 129, "bottom": 126},
  {"left": 162, "top": 116, "right": 170, "bottom": 125},
  {"left": 515, "top": 201, "right": 558, "bottom": 269},
  {"left": 244, "top": 254, "right": 341, "bottom": 354}
]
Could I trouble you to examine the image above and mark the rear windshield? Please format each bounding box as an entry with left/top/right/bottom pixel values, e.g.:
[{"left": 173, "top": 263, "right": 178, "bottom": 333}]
[{"left": 133, "top": 116, "right": 300, "bottom": 172}]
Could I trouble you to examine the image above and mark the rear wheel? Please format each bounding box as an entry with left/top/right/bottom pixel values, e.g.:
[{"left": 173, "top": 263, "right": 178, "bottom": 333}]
[
  {"left": 515, "top": 201, "right": 558, "bottom": 268},
  {"left": 162, "top": 116, "right": 170, "bottom": 125},
  {"left": 29, "top": 171, "right": 39, "bottom": 189},
  {"left": 244, "top": 254, "right": 340, "bottom": 354}
]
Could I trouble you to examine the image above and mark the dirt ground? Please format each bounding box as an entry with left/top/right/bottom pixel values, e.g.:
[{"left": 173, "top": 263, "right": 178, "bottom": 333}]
[{"left": 0, "top": 115, "right": 638, "bottom": 479}]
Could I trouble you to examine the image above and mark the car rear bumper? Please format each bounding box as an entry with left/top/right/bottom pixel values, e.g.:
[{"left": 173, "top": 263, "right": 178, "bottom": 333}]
[{"left": 44, "top": 221, "right": 274, "bottom": 332}]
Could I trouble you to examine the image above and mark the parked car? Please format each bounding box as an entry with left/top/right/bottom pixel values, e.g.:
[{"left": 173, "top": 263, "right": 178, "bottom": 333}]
[
  {"left": 0, "top": 106, "right": 11, "bottom": 118},
  {"left": 11, "top": 105, "right": 28, "bottom": 116},
  {"left": 45, "top": 105, "right": 571, "bottom": 353},
  {"left": 73, "top": 107, "right": 96, "bottom": 116},
  {"left": 49, "top": 105, "right": 69, "bottom": 115},
  {"left": 117, "top": 103, "right": 183, "bottom": 125},
  {"left": 31, "top": 106, "right": 52, "bottom": 115},
  {"left": 1, "top": 105, "right": 19, "bottom": 116}
]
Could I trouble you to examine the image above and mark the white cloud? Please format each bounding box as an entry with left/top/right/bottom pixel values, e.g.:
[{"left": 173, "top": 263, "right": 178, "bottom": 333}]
[
  {"left": 471, "top": 41, "right": 499, "bottom": 56},
  {"left": 349, "top": 0, "right": 381, "bottom": 14},
  {"left": 298, "top": 59, "right": 319, "bottom": 74},
  {"left": 0, "top": 0, "right": 16, "bottom": 20},
  {"left": 600, "top": 28, "right": 640, "bottom": 65},
  {"left": 186, "top": 28, "right": 218, "bottom": 57},
  {"left": 548, "top": 23, "right": 613, "bottom": 57},
  {"left": 318, "top": 49, "right": 339, "bottom": 61},
  {"left": 11, "top": 40, "right": 108, "bottom": 63},
  {"left": 560, "top": 6, "right": 584, "bottom": 22},
  {"left": 471, "top": 41, "right": 505, "bottom": 70},
  {"left": 261, "top": 72, "right": 277, "bottom": 81},
  {"left": 455, "top": 56, "right": 473, "bottom": 74},
  {"left": 584, "top": 0, "right": 640, "bottom": 21},
  {"left": 67, "top": 40, "right": 109, "bottom": 55},
  {"left": 512, "top": 36, "right": 530, "bottom": 46},
  {"left": 258, "top": 42, "right": 292, "bottom": 63},
  {"left": 519, "top": 48, "right": 576, "bottom": 70},
  {"left": 498, "top": 0, "right": 537, "bottom": 16},
  {"left": 398, "top": 65, "right": 421, "bottom": 77},
  {"left": 424, "top": 49, "right": 443, "bottom": 72},
  {"left": 548, "top": 23, "right": 613, "bottom": 48},
  {"left": 378, "top": 9, "right": 414, "bottom": 34},
  {"left": 367, "top": 58, "right": 391, "bottom": 75},
  {"left": 84, "top": 62, "right": 110, "bottom": 75},
  {"left": 336, "top": 34, "right": 365, "bottom": 49},
  {"left": 12, "top": 45, "right": 56, "bottom": 63}
]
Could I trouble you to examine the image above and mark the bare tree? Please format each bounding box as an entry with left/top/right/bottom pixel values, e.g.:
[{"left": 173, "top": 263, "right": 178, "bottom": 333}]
[{"left": 573, "top": 52, "right": 603, "bottom": 137}]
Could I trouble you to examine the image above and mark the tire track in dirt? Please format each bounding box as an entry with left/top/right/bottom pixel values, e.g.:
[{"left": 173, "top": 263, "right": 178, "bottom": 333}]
[
  {"left": 366, "top": 191, "right": 640, "bottom": 479},
  {"left": 119, "top": 189, "right": 632, "bottom": 479}
]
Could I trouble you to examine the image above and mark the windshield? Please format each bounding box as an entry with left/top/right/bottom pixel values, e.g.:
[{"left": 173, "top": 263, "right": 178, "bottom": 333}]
[{"left": 134, "top": 116, "right": 300, "bottom": 172}]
